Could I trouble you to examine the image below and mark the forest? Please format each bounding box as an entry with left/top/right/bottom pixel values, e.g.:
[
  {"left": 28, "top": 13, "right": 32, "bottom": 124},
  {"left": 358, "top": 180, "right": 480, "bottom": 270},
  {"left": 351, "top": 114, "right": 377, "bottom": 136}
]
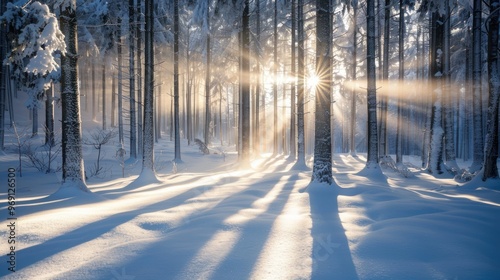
[
  {"left": 0, "top": 0, "right": 499, "bottom": 185},
  {"left": 0, "top": 0, "right": 500, "bottom": 279}
]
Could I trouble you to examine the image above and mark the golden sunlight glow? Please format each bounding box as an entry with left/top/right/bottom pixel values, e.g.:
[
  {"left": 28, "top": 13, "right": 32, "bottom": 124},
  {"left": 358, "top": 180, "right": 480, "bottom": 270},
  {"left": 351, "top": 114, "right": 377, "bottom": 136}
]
[{"left": 307, "top": 75, "right": 320, "bottom": 89}]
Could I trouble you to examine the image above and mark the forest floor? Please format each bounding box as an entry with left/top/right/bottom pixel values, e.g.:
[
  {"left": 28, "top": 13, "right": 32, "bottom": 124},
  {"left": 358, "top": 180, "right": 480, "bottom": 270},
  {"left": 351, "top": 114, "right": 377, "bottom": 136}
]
[{"left": 1, "top": 133, "right": 500, "bottom": 279}]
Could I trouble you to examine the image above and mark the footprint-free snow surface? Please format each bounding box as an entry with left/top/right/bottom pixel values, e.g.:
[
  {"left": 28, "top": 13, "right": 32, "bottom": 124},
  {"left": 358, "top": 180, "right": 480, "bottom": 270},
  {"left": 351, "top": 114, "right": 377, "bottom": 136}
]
[{"left": 1, "top": 146, "right": 499, "bottom": 279}]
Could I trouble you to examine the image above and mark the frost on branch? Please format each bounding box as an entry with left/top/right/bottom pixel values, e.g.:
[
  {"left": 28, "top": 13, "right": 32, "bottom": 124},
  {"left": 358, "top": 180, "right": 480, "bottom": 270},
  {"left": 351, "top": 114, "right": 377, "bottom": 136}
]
[{"left": 1, "top": 1, "right": 65, "bottom": 107}]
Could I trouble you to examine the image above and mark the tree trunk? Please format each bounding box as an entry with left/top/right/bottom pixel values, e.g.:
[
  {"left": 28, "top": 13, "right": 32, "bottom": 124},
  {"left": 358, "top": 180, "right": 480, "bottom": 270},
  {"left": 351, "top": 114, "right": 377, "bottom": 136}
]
[
  {"left": 482, "top": 0, "right": 500, "bottom": 180},
  {"left": 32, "top": 107, "right": 38, "bottom": 137},
  {"left": 102, "top": 60, "right": 106, "bottom": 130},
  {"left": 442, "top": 0, "right": 458, "bottom": 171},
  {"left": 379, "top": 0, "right": 391, "bottom": 158},
  {"left": 142, "top": 0, "right": 156, "bottom": 174},
  {"left": 174, "top": 0, "right": 182, "bottom": 162},
  {"left": 471, "top": 0, "right": 484, "bottom": 172},
  {"left": 186, "top": 29, "right": 193, "bottom": 145},
  {"left": 427, "top": 11, "right": 445, "bottom": 175},
  {"left": 273, "top": 0, "right": 279, "bottom": 155},
  {"left": 366, "top": 0, "right": 379, "bottom": 167},
  {"left": 289, "top": 0, "right": 297, "bottom": 159},
  {"left": 204, "top": 6, "right": 211, "bottom": 147},
  {"left": 92, "top": 59, "right": 96, "bottom": 120},
  {"left": 296, "top": 0, "right": 306, "bottom": 167},
  {"left": 0, "top": 0, "right": 6, "bottom": 150},
  {"left": 312, "top": 0, "right": 332, "bottom": 184},
  {"left": 350, "top": 3, "right": 358, "bottom": 156},
  {"left": 137, "top": 0, "right": 143, "bottom": 155},
  {"left": 45, "top": 84, "right": 54, "bottom": 146},
  {"left": 117, "top": 18, "right": 124, "bottom": 144},
  {"left": 129, "top": 0, "right": 137, "bottom": 159},
  {"left": 396, "top": 0, "right": 404, "bottom": 164},
  {"left": 112, "top": 72, "right": 116, "bottom": 127},
  {"left": 241, "top": 0, "right": 251, "bottom": 164},
  {"left": 59, "top": 1, "right": 88, "bottom": 190}
]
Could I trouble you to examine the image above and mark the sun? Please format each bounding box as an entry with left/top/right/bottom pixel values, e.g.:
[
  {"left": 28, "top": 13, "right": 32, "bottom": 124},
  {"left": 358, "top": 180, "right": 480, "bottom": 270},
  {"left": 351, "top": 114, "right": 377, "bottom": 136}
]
[{"left": 307, "top": 75, "right": 320, "bottom": 89}]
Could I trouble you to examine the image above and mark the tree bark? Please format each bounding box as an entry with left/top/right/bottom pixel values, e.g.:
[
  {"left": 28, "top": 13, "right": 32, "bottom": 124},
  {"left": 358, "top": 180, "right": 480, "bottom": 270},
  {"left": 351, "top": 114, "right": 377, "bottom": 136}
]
[
  {"left": 174, "top": 0, "right": 182, "bottom": 162},
  {"left": 60, "top": 1, "right": 88, "bottom": 190},
  {"left": 350, "top": 3, "right": 358, "bottom": 156},
  {"left": 379, "top": 0, "right": 391, "bottom": 158},
  {"left": 312, "top": 0, "right": 332, "bottom": 184},
  {"left": 427, "top": 11, "right": 445, "bottom": 175},
  {"left": 241, "top": 0, "right": 251, "bottom": 164},
  {"left": 142, "top": 0, "right": 155, "bottom": 174},
  {"left": 471, "top": 0, "right": 484, "bottom": 172},
  {"left": 117, "top": 18, "right": 124, "bottom": 144},
  {"left": 204, "top": 6, "right": 211, "bottom": 147},
  {"left": 137, "top": 0, "right": 143, "bottom": 155},
  {"left": 396, "top": 0, "right": 404, "bottom": 164},
  {"left": 289, "top": 0, "right": 297, "bottom": 159},
  {"left": 273, "top": 0, "right": 279, "bottom": 155},
  {"left": 129, "top": 0, "right": 137, "bottom": 159},
  {"left": 296, "top": 0, "right": 306, "bottom": 167},
  {"left": 102, "top": 61, "right": 106, "bottom": 130},
  {"left": 482, "top": 0, "right": 500, "bottom": 180},
  {"left": 366, "top": 0, "right": 379, "bottom": 167},
  {"left": 45, "top": 84, "right": 54, "bottom": 146}
]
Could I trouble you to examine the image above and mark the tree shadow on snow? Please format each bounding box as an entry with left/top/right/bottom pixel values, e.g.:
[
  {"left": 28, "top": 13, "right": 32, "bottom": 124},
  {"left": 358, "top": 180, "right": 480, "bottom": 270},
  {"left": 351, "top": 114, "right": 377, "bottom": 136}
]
[{"left": 306, "top": 182, "right": 359, "bottom": 279}]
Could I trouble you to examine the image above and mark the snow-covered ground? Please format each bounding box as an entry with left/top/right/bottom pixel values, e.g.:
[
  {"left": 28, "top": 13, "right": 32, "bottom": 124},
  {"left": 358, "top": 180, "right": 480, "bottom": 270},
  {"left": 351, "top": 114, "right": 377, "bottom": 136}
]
[{"left": 1, "top": 133, "right": 500, "bottom": 279}]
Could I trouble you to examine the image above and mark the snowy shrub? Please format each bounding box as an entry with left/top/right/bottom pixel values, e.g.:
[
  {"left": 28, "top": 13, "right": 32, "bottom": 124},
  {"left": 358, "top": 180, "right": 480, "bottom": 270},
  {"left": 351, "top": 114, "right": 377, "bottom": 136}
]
[
  {"left": 194, "top": 138, "right": 210, "bottom": 155},
  {"left": 21, "top": 140, "right": 62, "bottom": 173},
  {"left": 83, "top": 129, "right": 116, "bottom": 178}
]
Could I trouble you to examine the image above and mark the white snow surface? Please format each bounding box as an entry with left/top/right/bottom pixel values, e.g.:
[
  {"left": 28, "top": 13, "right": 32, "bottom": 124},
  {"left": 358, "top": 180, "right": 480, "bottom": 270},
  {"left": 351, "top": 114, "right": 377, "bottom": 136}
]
[{"left": 1, "top": 139, "right": 500, "bottom": 279}]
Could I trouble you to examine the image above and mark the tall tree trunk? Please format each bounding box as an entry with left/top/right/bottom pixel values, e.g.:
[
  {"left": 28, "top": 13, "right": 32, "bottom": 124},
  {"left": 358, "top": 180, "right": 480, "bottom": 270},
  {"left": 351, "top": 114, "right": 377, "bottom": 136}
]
[
  {"left": 0, "top": 0, "right": 6, "bottom": 150},
  {"left": 59, "top": 1, "right": 88, "bottom": 191},
  {"left": 186, "top": 29, "right": 193, "bottom": 145},
  {"left": 174, "top": 0, "right": 182, "bottom": 162},
  {"left": 296, "top": 0, "right": 306, "bottom": 167},
  {"left": 204, "top": 6, "right": 211, "bottom": 147},
  {"left": 253, "top": 0, "right": 261, "bottom": 155},
  {"left": 312, "top": 0, "right": 332, "bottom": 184},
  {"left": 396, "top": 0, "right": 404, "bottom": 164},
  {"left": 366, "top": 0, "right": 379, "bottom": 167},
  {"left": 350, "top": 3, "right": 358, "bottom": 156},
  {"left": 482, "top": 0, "right": 500, "bottom": 180},
  {"left": 137, "top": 1, "right": 143, "bottom": 155},
  {"left": 442, "top": 0, "right": 457, "bottom": 171},
  {"left": 117, "top": 18, "right": 124, "bottom": 144},
  {"left": 273, "top": 0, "right": 279, "bottom": 155},
  {"left": 379, "top": 0, "right": 391, "bottom": 158},
  {"left": 129, "top": 0, "right": 137, "bottom": 159},
  {"left": 142, "top": 0, "right": 156, "bottom": 175},
  {"left": 289, "top": 0, "right": 297, "bottom": 159},
  {"left": 92, "top": 59, "right": 96, "bottom": 120},
  {"left": 427, "top": 11, "right": 445, "bottom": 175},
  {"left": 471, "top": 0, "right": 484, "bottom": 172},
  {"left": 102, "top": 60, "right": 106, "bottom": 130},
  {"left": 45, "top": 84, "right": 54, "bottom": 146},
  {"left": 112, "top": 72, "right": 116, "bottom": 127},
  {"left": 241, "top": 0, "right": 251, "bottom": 164},
  {"left": 32, "top": 107, "right": 38, "bottom": 137}
]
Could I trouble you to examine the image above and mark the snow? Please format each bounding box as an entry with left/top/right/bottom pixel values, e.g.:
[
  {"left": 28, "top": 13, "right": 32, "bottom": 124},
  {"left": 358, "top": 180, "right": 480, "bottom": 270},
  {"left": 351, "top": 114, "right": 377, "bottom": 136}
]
[{"left": 1, "top": 134, "right": 500, "bottom": 279}]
